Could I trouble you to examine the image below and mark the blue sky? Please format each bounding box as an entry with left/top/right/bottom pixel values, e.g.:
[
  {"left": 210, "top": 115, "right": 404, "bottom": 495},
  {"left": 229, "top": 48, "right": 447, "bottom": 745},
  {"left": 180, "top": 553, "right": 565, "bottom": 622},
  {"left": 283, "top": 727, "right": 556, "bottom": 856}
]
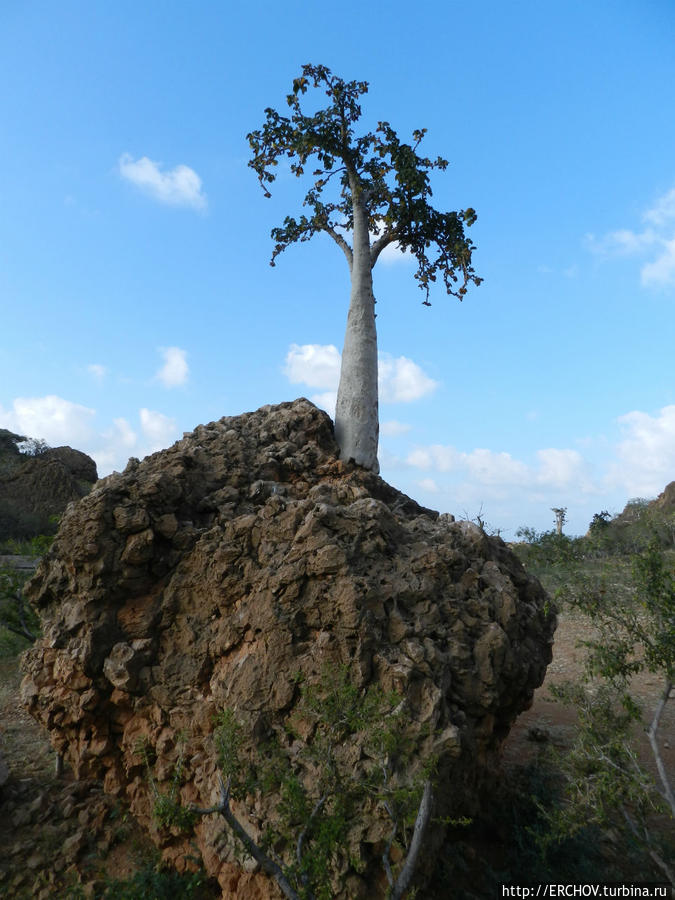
[{"left": 1, "top": 0, "right": 674, "bottom": 537}]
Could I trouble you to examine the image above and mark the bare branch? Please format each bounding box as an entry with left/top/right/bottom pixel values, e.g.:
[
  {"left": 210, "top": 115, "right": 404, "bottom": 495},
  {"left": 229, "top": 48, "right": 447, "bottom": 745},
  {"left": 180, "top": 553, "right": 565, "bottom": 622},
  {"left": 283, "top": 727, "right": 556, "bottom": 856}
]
[
  {"left": 622, "top": 806, "right": 675, "bottom": 886},
  {"left": 647, "top": 679, "right": 675, "bottom": 816},
  {"left": 190, "top": 776, "right": 300, "bottom": 900},
  {"left": 370, "top": 229, "right": 398, "bottom": 267},
  {"left": 382, "top": 817, "right": 398, "bottom": 889},
  {"left": 323, "top": 226, "right": 353, "bottom": 269},
  {"left": 389, "top": 780, "right": 433, "bottom": 900},
  {"left": 297, "top": 794, "right": 326, "bottom": 868}
]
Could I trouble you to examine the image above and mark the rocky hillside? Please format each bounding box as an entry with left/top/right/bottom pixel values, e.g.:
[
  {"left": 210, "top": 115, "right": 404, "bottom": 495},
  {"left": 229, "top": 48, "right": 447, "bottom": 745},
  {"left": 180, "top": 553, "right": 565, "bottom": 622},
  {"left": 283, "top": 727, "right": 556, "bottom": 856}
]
[
  {"left": 22, "top": 399, "right": 555, "bottom": 898},
  {"left": 0, "top": 430, "right": 97, "bottom": 541}
]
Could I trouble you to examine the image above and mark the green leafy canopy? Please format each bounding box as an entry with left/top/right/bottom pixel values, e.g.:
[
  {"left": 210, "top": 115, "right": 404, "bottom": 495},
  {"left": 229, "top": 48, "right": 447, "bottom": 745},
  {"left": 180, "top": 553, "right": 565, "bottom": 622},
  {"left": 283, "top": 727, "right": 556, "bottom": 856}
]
[{"left": 247, "top": 63, "right": 482, "bottom": 304}]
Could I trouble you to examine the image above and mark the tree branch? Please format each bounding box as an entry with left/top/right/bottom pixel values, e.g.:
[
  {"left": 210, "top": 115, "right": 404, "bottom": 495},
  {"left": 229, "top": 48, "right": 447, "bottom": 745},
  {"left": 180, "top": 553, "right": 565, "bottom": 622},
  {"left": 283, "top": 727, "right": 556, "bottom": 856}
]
[
  {"left": 370, "top": 230, "right": 398, "bottom": 267},
  {"left": 622, "top": 806, "right": 675, "bottom": 886},
  {"left": 646, "top": 678, "right": 675, "bottom": 816},
  {"left": 323, "top": 226, "right": 353, "bottom": 269},
  {"left": 381, "top": 802, "right": 398, "bottom": 889},
  {"left": 0, "top": 615, "right": 35, "bottom": 641},
  {"left": 191, "top": 776, "right": 300, "bottom": 900},
  {"left": 385, "top": 780, "right": 433, "bottom": 900},
  {"left": 296, "top": 794, "right": 326, "bottom": 892}
]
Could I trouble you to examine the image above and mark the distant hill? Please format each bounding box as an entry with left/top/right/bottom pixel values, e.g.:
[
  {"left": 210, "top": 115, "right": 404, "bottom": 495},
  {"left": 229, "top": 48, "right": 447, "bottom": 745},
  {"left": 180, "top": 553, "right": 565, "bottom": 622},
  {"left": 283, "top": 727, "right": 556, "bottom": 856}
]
[
  {"left": 0, "top": 429, "right": 97, "bottom": 541},
  {"left": 651, "top": 480, "right": 675, "bottom": 513},
  {"left": 612, "top": 480, "right": 675, "bottom": 527}
]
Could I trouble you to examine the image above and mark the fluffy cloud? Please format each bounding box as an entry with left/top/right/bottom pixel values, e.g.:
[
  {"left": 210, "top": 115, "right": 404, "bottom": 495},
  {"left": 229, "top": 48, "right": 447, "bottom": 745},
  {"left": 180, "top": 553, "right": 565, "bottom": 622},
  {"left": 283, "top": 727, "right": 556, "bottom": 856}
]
[
  {"left": 373, "top": 223, "right": 414, "bottom": 264},
  {"left": 118, "top": 153, "right": 207, "bottom": 211},
  {"left": 0, "top": 395, "right": 180, "bottom": 477},
  {"left": 535, "top": 448, "right": 590, "bottom": 490},
  {"left": 284, "top": 344, "right": 341, "bottom": 389},
  {"left": 643, "top": 187, "right": 675, "bottom": 226},
  {"left": 155, "top": 347, "right": 189, "bottom": 388},
  {"left": 608, "top": 404, "right": 675, "bottom": 497},
  {"left": 140, "top": 408, "right": 178, "bottom": 449},
  {"left": 283, "top": 344, "right": 438, "bottom": 407},
  {"left": 0, "top": 395, "right": 96, "bottom": 446},
  {"left": 641, "top": 236, "right": 675, "bottom": 287},
  {"left": 406, "top": 443, "right": 589, "bottom": 493},
  {"left": 94, "top": 418, "right": 138, "bottom": 473},
  {"left": 586, "top": 184, "right": 675, "bottom": 287},
  {"left": 378, "top": 355, "right": 438, "bottom": 403},
  {"left": 87, "top": 364, "right": 107, "bottom": 380},
  {"left": 309, "top": 391, "right": 338, "bottom": 418},
  {"left": 334, "top": 219, "right": 414, "bottom": 264}
]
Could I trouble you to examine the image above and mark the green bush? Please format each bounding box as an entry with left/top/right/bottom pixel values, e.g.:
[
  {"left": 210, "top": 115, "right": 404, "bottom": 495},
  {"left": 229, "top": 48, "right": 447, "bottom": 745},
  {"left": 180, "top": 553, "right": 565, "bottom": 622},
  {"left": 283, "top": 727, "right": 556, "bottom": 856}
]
[{"left": 0, "top": 564, "right": 39, "bottom": 655}]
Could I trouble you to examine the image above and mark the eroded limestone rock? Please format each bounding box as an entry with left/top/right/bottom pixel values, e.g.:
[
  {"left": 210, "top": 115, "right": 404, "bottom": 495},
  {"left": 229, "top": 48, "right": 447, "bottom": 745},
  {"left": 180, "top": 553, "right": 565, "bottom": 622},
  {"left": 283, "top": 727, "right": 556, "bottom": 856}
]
[{"left": 22, "top": 399, "right": 555, "bottom": 898}]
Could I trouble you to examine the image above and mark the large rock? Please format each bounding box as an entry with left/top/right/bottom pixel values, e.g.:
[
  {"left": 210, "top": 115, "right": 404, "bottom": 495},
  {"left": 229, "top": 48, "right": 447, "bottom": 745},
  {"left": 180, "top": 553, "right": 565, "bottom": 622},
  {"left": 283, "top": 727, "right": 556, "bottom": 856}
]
[
  {"left": 21, "top": 399, "right": 555, "bottom": 897},
  {"left": 0, "top": 436, "right": 97, "bottom": 540}
]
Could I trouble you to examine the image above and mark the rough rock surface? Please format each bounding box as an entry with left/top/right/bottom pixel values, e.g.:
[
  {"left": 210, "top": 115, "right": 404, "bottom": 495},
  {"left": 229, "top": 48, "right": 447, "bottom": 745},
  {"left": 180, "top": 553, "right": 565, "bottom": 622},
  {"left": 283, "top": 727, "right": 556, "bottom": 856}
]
[
  {"left": 22, "top": 399, "right": 555, "bottom": 898},
  {"left": 0, "top": 433, "right": 97, "bottom": 540},
  {"left": 651, "top": 480, "right": 675, "bottom": 513}
]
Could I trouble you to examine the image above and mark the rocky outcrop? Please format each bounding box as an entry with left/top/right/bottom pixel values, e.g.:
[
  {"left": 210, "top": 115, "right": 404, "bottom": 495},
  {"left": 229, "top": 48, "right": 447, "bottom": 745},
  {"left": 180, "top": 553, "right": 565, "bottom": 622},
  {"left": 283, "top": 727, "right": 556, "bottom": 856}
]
[
  {"left": 0, "top": 433, "right": 97, "bottom": 540},
  {"left": 652, "top": 480, "right": 675, "bottom": 513},
  {"left": 21, "top": 399, "right": 555, "bottom": 898}
]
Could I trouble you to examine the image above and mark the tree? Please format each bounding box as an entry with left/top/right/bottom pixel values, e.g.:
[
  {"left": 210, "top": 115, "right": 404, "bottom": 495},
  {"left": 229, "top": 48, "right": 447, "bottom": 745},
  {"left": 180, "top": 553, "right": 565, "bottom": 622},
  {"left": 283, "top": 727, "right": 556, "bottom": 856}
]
[
  {"left": 148, "top": 665, "right": 436, "bottom": 899},
  {"left": 549, "top": 543, "right": 674, "bottom": 884},
  {"left": 0, "top": 564, "right": 38, "bottom": 645},
  {"left": 551, "top": 507, "right": 567, "bottom": 536},
  {"left": 247, "top": 64, "right": 481, "bottom": 472}
]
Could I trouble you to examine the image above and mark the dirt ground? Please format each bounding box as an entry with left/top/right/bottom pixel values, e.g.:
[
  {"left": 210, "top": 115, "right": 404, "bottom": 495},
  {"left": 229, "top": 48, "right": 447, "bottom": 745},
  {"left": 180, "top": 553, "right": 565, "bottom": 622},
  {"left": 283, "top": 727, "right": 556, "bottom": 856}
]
[
  {"left": 0, "top": 610, "right": 673, "bottom": 897},
  {"left": 0, "top": 654, "right": 164, "bottom": 899},
  {"left": 503, "top": 607, "right": 675, "bottom": 772}
]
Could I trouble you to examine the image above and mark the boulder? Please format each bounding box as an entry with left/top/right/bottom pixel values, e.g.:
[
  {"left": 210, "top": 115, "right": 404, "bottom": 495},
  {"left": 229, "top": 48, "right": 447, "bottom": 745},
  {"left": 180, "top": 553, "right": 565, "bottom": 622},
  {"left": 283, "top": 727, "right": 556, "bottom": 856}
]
[
  {"left": 0, "top": 440, "right": 97, "bottom": 541},
  {"left": 21, "top": 399, "right": 555, "bottom": 897}
]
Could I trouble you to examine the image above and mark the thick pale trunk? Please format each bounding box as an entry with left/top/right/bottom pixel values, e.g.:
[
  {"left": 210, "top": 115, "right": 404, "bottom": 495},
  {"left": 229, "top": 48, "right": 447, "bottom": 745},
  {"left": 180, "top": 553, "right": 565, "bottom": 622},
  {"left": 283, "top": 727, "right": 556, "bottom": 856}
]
[{"left": 334, "top": 186, "right": 379, "bottom": 473}]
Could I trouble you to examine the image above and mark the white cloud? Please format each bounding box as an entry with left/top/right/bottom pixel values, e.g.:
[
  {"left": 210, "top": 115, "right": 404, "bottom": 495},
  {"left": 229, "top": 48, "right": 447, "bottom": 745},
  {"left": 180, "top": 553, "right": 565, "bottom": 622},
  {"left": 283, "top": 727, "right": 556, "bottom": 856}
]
[
  {"left": 94, "top": 418, "right": 138, "bottom": 473},
  {"left": 310, "top": 391, "right": 337, "bottom": 418},
  {"left": 380, "top": 420, "right": 412, "bottom": 437},
  {"left": 283, "top": 344, "right": 438, "bottom": 406},
  {"left": 378, "top": 355, "right": 438, "bottom": 403},
  {"left": 0, "top": 395, "right": 95, "bottom": 446},
  {"left": 417, "top": 477, "right": 439, "bottom": 493},
  {"left": 333, "top": 219, "right": 414, "bottom": 264},
  {"left": 155, "top": 347, "right": 189, "bottom": 388},
  {"left": 118, "top": 153, "right": 207, "bottom": 211},
  {"left": 377, "top": 238, "right": 414, "bottom": 264},
  {"left": 139, "top": 408, "right": 178, "bottom": 450},
  {"left": 587, "top": 184, "right": 675, "bottom": 287},
  {"left": 87, "top": 364, "right": 107, "bottom": 380},
  {"left": 641, "top": 236, "right": 675, "bottom": 287},
  {"left": 0, "top": 395, "right": 179, "bottom": 477},
  {"left": 607, "top": 405, "right": 675, "bottom": 497},
  {"left": 535, "top": 448, "right": 593, "bottom": 492},
  {"left": 407, "top": 443, "right": 587, "bottom": 493},
  {"left": 644, "top": 187, "right": 675, "bottom": 226},
  {"left": 465, "top": 449, "right": 530, "bottom": 485},
  {"left": 284, "top": 344, "right": 341, "bottom": 389},
  {"left": 586, "top": 228, "right": 658, "bottom": 256},
  {"left": 406, "top": 444, "right": 459, "bottom": 472}
]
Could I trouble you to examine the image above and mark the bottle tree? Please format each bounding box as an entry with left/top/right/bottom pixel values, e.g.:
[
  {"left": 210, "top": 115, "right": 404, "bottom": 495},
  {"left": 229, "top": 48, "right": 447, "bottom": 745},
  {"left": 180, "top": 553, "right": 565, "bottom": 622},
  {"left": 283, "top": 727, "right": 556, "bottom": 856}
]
[{"left": 248, "top": 64, "right": 482, "bottom": 473}]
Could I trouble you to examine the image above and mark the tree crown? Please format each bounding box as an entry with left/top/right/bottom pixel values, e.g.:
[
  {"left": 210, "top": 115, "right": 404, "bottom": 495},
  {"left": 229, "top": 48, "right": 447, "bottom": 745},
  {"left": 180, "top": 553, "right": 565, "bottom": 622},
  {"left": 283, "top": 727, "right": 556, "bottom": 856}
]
[{"left": 247, "top": 63, "right": 482, "bottom": 303}]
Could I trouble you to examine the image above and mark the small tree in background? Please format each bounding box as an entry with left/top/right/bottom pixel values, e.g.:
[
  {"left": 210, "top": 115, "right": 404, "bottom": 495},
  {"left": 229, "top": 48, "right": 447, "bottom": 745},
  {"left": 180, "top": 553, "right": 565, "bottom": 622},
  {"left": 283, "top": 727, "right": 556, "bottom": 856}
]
[
  {"left": 248, "top": 64, "right": 481, "bottom": 473},
  {"left": 0, "top": 565, "right": 38, "bottom": 651},
  {"left": 551, "top": 507, "right": 567, "bottom": 536}
]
